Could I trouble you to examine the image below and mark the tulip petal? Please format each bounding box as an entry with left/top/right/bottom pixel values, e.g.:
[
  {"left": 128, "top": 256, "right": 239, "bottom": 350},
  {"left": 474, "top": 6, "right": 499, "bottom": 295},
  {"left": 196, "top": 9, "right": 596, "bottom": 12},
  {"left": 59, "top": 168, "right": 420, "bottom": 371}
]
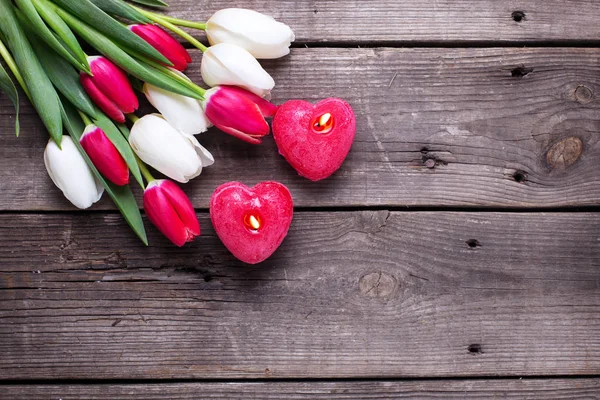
[
  {"left": 201, "top": 42, "right": 274, "bottom": 97},
  {"left": 224, "top": 85, "right": 278, "bottom": 117},
  {"left": 160, "top": 180, "right": 200, "bottom": 237},
  {"left": 144, "top": 82, "right": 210, "bottom": 135},
  {"left": 204, "top": 87, "right": 271, "bottom": 136},
  {"left": 88, "top": 56, "right": 139, "bottom": 113},
  {"left": 131, "top": 24, "right": 191, "bottom": 71},
  {"left": 129, "top": 114, "right": 206, "bottom": 183},
  {"left": 44, "top": 135, "right": 104, "bottom": 209},
  {"left": 206, "top": 8, "right": 295, "bottom": 59},
  {"left": 181, "top": 131, "right": 215, "bottom": 166},
  {"left": 80, "top": 125, "right": 130, "bottom": 186},
  {"left": 80, "top": 73, "right": 126, "bottom": 123},
  {"left": 143, "top": 180, "right": 190, "bottom": 246}
]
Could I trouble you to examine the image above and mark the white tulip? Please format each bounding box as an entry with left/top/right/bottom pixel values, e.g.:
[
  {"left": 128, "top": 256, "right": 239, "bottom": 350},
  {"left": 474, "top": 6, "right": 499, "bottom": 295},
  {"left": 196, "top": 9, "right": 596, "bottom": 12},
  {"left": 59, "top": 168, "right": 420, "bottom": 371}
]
[
  {"left": 201, "top": 43, "right": 275, "bottom": 97},
  {"left": 206, "top": 8, "right": 295, "bottom": 59},
  {"left": 129, "top": 114, "right": 214, "bottom": 183},
  {"left": 144, "top": 71, "right": 211, "bottom": 136},
  {"left": 44, "top": 136, "right": 104, "bottom": 209}
]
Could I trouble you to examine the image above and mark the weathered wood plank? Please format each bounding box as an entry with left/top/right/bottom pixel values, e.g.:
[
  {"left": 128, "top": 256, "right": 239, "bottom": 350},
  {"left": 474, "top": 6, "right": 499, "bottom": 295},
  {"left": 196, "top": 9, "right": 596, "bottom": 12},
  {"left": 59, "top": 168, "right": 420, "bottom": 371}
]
[
  {"left": 3, "top": 379, "right": 600, "bottom": 399},
  {"left": 1, "top": 211, "right": 599, "bottom": 379},
  {"left": 2, "top": 48, "right": 600, "bottom": 210},
  {"left": 162, "top": 1, "right": 600, "bottom": 43}
]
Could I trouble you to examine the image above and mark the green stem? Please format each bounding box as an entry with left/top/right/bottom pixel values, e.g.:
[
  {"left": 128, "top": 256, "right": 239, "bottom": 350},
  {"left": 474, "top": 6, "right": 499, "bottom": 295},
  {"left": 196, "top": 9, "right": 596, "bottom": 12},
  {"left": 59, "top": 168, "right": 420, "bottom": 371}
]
[
  {"left": 0, "top": 38, "right": 29, "bottom": 98},
  {"left": 127, "top": 113, "right": 140, "bottom": 123},
  {"left": 77, "top": 110, "right": 93, "bottom": 126},
  {"left": 136, "top": 155, "right": 155, "bottom": 186},
  {"left": 150, "top": 14, "right": 206, "bottom": 30},
  {"left": 132, "top": 5, "right": 208, "bottom": 52}
]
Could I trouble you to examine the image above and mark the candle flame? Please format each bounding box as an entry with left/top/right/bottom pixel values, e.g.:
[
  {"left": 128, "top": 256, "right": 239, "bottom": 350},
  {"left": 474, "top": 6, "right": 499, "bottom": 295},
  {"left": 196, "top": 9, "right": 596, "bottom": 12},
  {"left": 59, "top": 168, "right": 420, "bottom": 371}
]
[
  {"left": 312, "top": 112, "right": 334, "bottom": 134},
  {"left": 244, "top": 213, "right": 262, "bottom": 231}
]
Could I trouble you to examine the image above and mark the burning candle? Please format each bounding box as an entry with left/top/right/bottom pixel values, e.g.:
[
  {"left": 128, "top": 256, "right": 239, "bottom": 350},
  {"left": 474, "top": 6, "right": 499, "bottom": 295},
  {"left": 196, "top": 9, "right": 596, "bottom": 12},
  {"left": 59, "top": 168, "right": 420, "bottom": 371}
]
[
  {"left": 272, "top": 98, "right": 356, "bottom": 181},
  {"left": 210, "top": 181, "right": 294, "bottom": 264}
]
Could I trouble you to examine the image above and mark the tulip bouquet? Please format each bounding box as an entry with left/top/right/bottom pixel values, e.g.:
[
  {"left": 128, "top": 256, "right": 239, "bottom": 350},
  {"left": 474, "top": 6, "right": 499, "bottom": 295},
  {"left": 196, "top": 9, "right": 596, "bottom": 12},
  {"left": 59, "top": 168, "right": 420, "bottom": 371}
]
[
  {"left": 1, "top": 0, "right": 356, "bottom": 261},
  {"left": 0, "top": 0, "right": 296, "bottom": 244}
]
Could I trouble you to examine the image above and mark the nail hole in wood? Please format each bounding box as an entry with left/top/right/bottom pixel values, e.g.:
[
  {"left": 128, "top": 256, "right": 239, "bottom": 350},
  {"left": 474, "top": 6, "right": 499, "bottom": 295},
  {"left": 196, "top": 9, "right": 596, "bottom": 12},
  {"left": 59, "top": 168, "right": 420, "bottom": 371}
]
[
  {"left": 466, "top": 239, "right": 481, "bottom": 249},
  {"left": 512, "top": 11, "right": 526, "bottom": 22},
  {"left": 420, "top": 147, "right": 429, "bottom": 154},
  {"left": 468, "top": 344, "right": 483, "bottom": 354},
  {"left": 513, "top": 170, "right": 527, "bottom": 183},
  {"left": 511, "top": 66, "right": 533, "bottom": 78}
]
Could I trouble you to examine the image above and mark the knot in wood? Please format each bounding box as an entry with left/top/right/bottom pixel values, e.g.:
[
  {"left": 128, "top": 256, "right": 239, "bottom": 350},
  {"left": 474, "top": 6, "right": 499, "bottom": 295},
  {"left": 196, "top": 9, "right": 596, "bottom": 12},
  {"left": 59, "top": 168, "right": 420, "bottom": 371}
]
[
  {"left": 546, "top": 137, "right": 583, "bottom": 171},
  {"left": 359, "top": 272, "right": 396, "bottom": 298},
  {"left": 574, "top": 85, "right": 593, "bottom": 104}
]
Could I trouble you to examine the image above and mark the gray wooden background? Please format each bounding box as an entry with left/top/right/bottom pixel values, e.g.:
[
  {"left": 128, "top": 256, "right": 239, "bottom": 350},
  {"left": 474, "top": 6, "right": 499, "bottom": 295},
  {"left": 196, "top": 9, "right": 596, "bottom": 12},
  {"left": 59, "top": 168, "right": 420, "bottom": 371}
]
[{"left": 1, "top": 1, "right": 599, "bottom": 398}]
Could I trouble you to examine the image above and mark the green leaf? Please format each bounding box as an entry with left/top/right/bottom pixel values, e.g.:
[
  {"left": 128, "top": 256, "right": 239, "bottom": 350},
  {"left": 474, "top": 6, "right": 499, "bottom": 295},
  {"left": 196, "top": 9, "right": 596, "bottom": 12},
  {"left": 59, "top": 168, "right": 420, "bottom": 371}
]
[
  {"left": 61, "top": 99, "right": 148, "bottom": 246},
  {"left": 92, "top": 110, "right": 144, "bottom": 189},
  {"left": 0, "top": 0, "right": 62, "bottom": 144},
  {"left": 51, "top": 0, "right": 171, "bottom": 65},
  {"left": 0, "top": 62, "right": 20, "bottom": 136},
  {"left": 32, "top": 0, "right": 89, "bottom": 69},
  {"left": 14, "top": 0, "right": 89, "bottom": 73},
  {"left": 27, "top": 32, "right": 97, "bottom": 118},
  {"left": 117, "top": 122, "right": 131, "bottom": 139},
  {"left": 89, "top": 0, "right": 151, "bottom": 23},
  {"left": 58, "top": 8, "right": 205, "bottom": 100},
  {"left": 127, "top": 0, "right": 168, "bottom": 8}
]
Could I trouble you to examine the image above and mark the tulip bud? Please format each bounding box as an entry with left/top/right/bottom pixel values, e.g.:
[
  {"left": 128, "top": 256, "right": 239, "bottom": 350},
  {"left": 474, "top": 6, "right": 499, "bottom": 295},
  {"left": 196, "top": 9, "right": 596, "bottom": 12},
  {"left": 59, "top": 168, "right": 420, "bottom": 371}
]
[
  {"left": 80, "top": 124, "right": 130, "bottom": 186},
  {"left": 44, "top": 136, "right": 104, "bottom": 209},
  {"left": 129, "top": 114, "right": 214, "bottom": 183},
  {"left": 201, "top": 43, "right": 275, "bottom": 97},
  {"left": 144, "top": 179, "right": 200, "bottom": 247},
  {"left": 129, "top": 24, "right": 192, "bottom": 71},
  {"left": 206, "top": 8, "right": 295, "bottom": 59},
  {"left": 80, "top": 56, "right": 139, "bottom": 123},
  {"left": 144, "top": 70, "right": 211, "bottom": 135},
  {"left": 201, "top": 85, "right": 277, "bottom": 144}
]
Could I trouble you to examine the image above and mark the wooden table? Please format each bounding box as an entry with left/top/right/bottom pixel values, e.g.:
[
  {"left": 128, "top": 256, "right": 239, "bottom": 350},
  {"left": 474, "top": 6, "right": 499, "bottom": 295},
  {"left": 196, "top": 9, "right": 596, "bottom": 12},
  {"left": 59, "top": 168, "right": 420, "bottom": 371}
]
[{"left": 2, "top": 1, "right": 600, "bottom": 398}]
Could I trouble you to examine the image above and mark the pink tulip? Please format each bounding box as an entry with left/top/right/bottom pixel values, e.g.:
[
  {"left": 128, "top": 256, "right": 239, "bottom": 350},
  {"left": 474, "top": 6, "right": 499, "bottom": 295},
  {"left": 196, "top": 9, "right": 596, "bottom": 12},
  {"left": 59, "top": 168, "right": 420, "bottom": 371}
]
[
  {"left": 143, "top": 179, "right": 200, "bottom": 246},
  {"left": 80, "top": 56, "right": 139, "bottom": 123},
  {"left": 201, "top": 85, "right": 278, "bottom": 144},
  {"left": 80, "top": 124, "right": 130, "bottom": 186},
  {"left": 130, "top": 24, "right": 192, "bottom": 71}
]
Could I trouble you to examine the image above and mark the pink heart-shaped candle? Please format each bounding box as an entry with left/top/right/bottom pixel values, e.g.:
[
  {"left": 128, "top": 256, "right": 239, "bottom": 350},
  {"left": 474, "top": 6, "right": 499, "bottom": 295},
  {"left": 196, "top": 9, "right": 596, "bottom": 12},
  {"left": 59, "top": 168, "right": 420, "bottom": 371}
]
[
  {"left": 210, "top": 181, "right": 294, "bottom": 264},
  {"left": 272, "top": 98, "right": 356, "bottom": 181}
]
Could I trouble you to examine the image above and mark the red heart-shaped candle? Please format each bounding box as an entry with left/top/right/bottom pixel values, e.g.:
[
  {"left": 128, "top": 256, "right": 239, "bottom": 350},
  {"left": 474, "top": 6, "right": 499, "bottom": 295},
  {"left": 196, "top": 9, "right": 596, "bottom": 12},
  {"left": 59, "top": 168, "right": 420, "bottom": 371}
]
[
  {"left": 272, "top": 98, "right": 356, "bottom": 181},
  {"left": 210, "top": 181, "right": 294, "bottom": 264}
]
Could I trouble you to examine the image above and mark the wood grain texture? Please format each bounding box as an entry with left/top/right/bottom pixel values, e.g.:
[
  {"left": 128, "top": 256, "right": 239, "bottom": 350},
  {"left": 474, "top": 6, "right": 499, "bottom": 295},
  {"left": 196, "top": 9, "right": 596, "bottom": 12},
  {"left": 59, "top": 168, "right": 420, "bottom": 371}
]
[
  {"left": 2, "top": 379, "right": 600, "bottom": 399},
  {"left": 1, "top": 211, "right": 599, "bottom": 379},
  {"left": 2, "top": 48, "right": 600, "bottom": 210},
  {"left": 161, "top": 0, "right": 600, "bottom": 43}
]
